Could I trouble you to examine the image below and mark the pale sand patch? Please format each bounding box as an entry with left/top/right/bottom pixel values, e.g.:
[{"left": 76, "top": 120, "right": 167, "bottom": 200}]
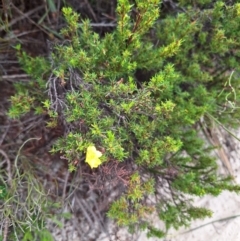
[{"left": 137, "top": 127, "right": 240, "bottom": 241}]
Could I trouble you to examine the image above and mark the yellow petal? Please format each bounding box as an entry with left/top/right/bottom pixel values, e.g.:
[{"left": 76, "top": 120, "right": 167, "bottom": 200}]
[{"left": 85, "top": 145, "right": 102, "bottom": 168}]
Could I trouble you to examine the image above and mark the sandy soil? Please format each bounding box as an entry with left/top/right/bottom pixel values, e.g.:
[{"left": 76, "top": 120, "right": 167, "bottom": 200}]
[{"left": 138, "top": 127, "right": 240, "bottom": 241}]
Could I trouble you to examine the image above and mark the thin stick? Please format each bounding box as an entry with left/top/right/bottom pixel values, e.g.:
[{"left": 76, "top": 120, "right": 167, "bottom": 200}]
[
  {"left": 206, "top": 113, "right": 240, "bottom": 142},
  {"left": 14, "top": 137, "right": 41, "bottom": 177},
  {"left": 83, "top": 0, "right": 98, "bottom": 22},
  {"left": 61, "top": 171, "right": 69, "bottom": 239},
  {"left": 3, "top": 218, "right": 9, "bottom": 241},
  {"left": 1, "top": 74, "right": 29, "bottom": 80},
  {"left": 10, "top": 4, "right": 52, "bottom": 36},
  {"left": 0, "top": 124, "right": 9, "bottom": 146},
  {"left": 0, "top": 149, "right": 12, "bottom": 186},
  {"left": 0, "top": 5, "right": 45, "bottom": 31},
  {"left": 179, "top": 214, "right": 240, "bottom": 235}
]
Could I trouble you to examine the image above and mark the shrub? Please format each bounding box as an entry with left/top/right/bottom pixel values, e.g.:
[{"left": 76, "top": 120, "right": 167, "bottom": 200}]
[{"left": 8, "top": 0, "right": 240, "bottom": 238}]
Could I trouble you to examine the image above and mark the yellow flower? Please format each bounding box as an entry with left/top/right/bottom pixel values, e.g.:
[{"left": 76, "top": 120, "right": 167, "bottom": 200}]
[{"left": 85, "top": 145, "right": 103, "bottom": 168}]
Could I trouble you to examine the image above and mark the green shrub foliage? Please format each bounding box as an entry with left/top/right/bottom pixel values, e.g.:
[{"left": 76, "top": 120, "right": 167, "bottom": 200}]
[{"left": 9, "top": 0, "right": 240, "bottom": 238}]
